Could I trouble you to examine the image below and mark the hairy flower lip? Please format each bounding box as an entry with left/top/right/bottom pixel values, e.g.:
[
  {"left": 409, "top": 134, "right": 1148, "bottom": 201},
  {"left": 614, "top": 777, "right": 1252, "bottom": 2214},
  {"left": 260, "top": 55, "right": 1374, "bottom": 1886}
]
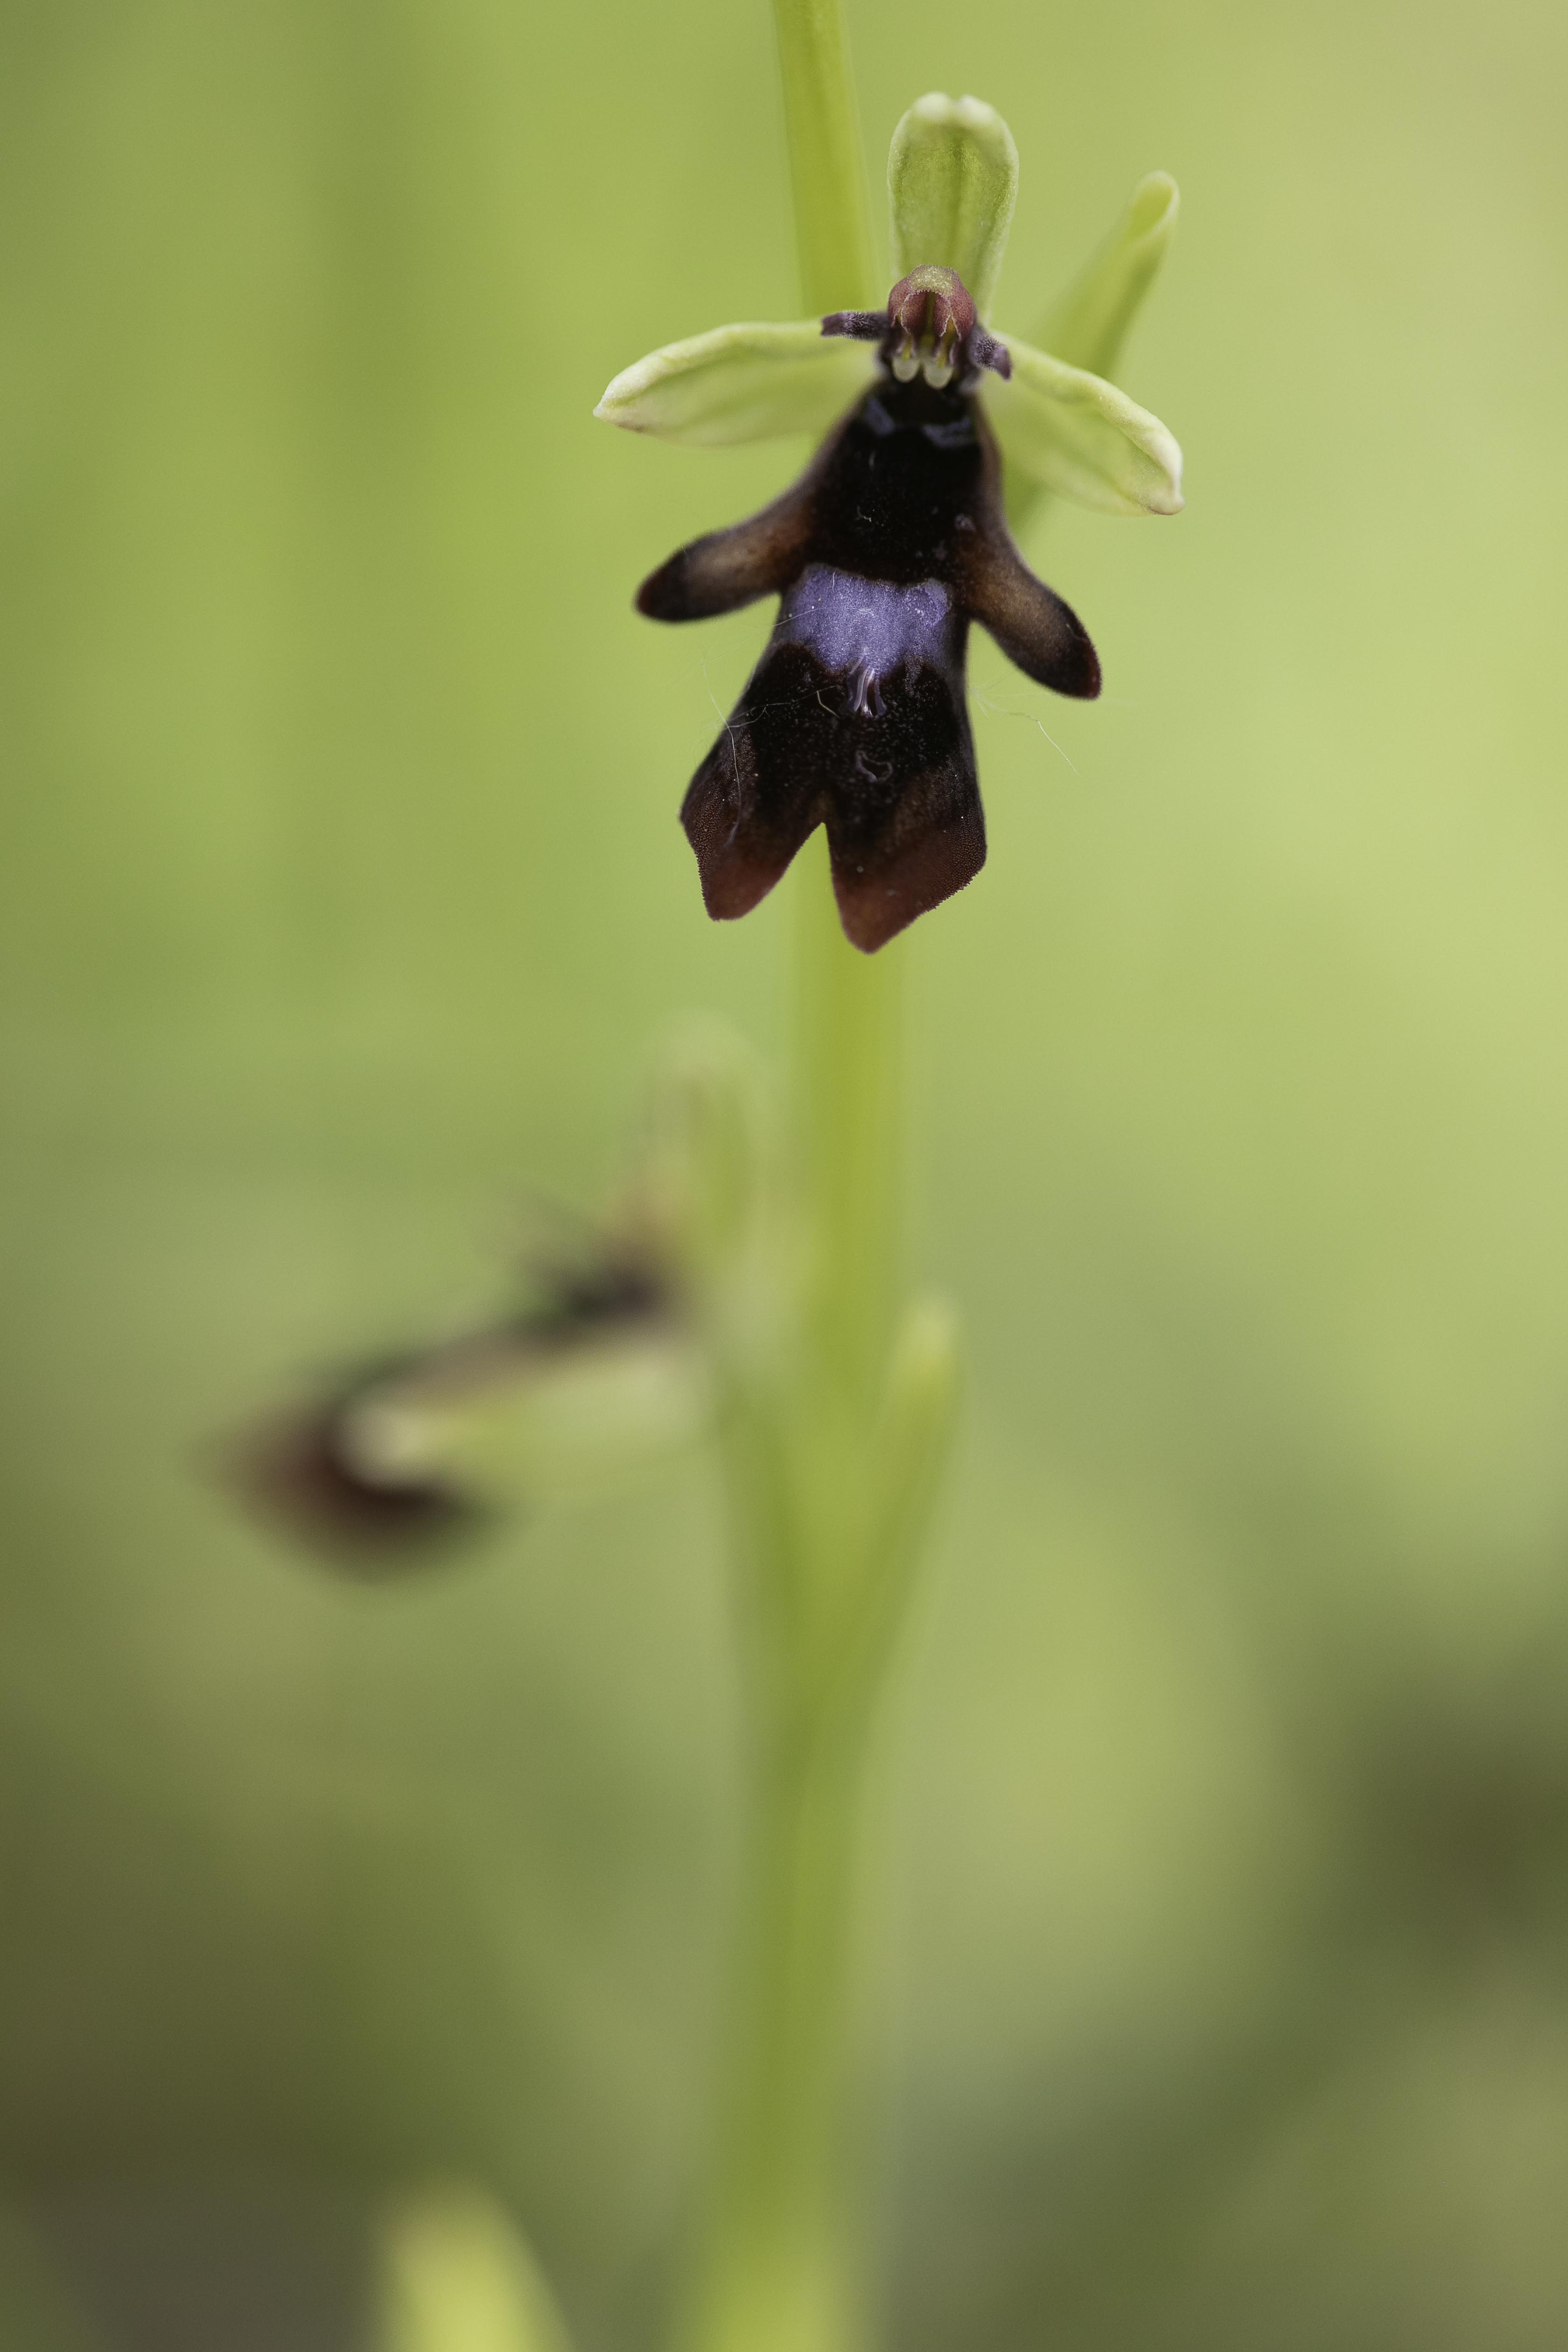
[{"left": 638, "top": 368, "right": 1099, "bottom": 953}]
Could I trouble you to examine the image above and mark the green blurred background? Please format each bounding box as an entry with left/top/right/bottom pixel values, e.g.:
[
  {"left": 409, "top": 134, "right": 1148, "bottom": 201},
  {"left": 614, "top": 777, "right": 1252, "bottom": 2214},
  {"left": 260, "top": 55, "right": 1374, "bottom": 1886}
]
[{"left": 4, "top": 0, "right": 1568, "bottom": 2343}]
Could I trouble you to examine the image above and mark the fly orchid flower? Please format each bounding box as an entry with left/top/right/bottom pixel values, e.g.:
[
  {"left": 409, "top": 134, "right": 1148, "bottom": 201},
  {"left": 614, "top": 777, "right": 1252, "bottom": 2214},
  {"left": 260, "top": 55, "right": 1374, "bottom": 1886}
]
[{"left": 597, "top": 94, "right": 1183, "bottom": 952}]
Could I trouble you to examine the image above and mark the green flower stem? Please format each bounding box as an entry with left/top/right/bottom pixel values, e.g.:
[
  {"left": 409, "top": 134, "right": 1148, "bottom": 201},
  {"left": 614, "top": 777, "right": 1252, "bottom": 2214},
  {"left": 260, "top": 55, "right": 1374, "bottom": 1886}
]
[
  {"left": 684, "top": 1279, "right": 957, "bottom": 2352},
  {"left": 683, "top": 1288, "right": 899, "bottom": 2352},
  {"left": 684, "top": 1697, "right": 867, "bottom": 2352},
  {"left": 771, "top": 0, "right": 878, "bottom": 315},
  {"left": 796, "top": 836, "right": 903, "bottom": 1407},
  {"left": 679, "top": 16, "right": 938, "bottom": 2352}
]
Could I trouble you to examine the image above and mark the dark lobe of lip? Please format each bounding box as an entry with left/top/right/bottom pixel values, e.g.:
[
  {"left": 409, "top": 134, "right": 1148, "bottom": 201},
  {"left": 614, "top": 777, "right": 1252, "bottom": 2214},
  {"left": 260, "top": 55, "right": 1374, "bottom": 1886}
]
[{"left": 641, "top": 371, "right": 1099, "bottom": 946}]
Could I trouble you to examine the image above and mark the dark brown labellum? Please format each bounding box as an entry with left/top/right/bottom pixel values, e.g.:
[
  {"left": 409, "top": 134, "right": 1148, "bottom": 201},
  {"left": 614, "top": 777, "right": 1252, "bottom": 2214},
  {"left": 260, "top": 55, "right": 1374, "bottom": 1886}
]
[{"left": 638, "top": 343, "right": 1099, "bottom": 952}]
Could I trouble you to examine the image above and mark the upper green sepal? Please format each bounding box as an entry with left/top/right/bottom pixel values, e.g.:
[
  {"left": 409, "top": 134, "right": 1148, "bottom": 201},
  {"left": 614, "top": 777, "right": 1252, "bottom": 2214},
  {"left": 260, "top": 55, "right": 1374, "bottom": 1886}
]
[
  {"left": 986, "top": 336, "right": 1184, "bottom": 516},
  {"left": 595, "top": 318, "right": 877, "bottom": 447},
  {"left": 1035, "top": 170, "right": 1180, "bottom": 380},
  {"left": 888, "top": 93, "right": 1018, "bottom": 322}
]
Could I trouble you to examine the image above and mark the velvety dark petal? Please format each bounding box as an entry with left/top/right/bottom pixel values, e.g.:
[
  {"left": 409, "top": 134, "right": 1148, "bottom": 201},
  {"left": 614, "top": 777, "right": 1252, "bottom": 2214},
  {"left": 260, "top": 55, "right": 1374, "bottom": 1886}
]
[
  {"left": 821, "top": 310, "right": 887, "bottom": 342},
  {"left": 968, "top": 326, "right": 1012, "bottom": 379},
  {"left": 959, "top": 533, "right": 1101, "bottom": 697},
  {"left": 637, "top": 479, "right": 818, "bottom": 622}
]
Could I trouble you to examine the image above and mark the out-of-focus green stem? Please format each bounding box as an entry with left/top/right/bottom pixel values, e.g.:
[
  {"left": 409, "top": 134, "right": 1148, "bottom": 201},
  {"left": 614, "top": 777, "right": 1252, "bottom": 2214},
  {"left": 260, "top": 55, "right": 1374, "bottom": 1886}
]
[
  {"left": 772, "top": 0, "right": 878, "bottom": 315},
  {"left": 682, "top": 1696, "right": 866, "bottom": 2352},
  {"left": 796, "top": 838, "right": 903, "bottom": 1407},
  {"left": 678, "top": 8, "right": 907, "bottom": 2352},
  {"left": 680, "top": 16, "right": 936, "bottom": 2352}
]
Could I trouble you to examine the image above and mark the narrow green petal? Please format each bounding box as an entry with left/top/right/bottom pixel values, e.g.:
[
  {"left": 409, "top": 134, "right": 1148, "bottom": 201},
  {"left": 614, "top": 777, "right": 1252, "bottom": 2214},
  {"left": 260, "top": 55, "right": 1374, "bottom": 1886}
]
[
  {"left": 594, "top": 319, "right": 876, "bottom": 447},
  {"left": 1036, "top": 170, "right": 1180, "bottom": 379},
  {"left": 888, "top": 92, "right": 1018, "bottom": 321},
  {"left": 986, "top": 335, "right": 1184, "bottom": 516}
]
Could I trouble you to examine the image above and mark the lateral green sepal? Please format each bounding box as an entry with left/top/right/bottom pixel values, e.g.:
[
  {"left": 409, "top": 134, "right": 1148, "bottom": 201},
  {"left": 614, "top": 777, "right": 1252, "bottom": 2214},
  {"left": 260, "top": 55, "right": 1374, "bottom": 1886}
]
[
  {"left": 985, "top": 335, "right": 1184, "bottom": 516},
  {"left": 594, "top": 319, "right": 876, "bottom": 446}
]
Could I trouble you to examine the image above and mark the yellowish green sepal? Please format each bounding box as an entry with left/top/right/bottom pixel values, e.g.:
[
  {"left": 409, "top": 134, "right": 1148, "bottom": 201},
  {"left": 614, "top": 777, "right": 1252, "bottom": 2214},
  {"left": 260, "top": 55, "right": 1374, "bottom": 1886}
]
[
  {"left": 1035, "top": 169, "right": 1180, "bottom": 379},
  {"left": 378, "top": 2190, "right": 573, "bottom": 2352},
  {"left": 341, "top": 1332, "right": 709, "bottom": 1510},
  {"left": 987, "top": 334, "right": 1184, "bottom": 516},
  {"left": 594, "top": 319, "right": 876, "bottom": 447},
  {"left": 888, "top": 92, "right": 1018, "bottom": 322}
]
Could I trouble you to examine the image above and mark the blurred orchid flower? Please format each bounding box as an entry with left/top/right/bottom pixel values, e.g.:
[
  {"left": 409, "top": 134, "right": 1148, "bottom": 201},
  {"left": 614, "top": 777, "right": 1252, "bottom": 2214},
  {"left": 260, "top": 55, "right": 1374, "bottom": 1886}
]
[
  {"left": 232, "top": 1215, "right": 704, "bottom": 1567},
  {"left": 596, "top": 93, "right": 1182, "bottom": 950}
]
